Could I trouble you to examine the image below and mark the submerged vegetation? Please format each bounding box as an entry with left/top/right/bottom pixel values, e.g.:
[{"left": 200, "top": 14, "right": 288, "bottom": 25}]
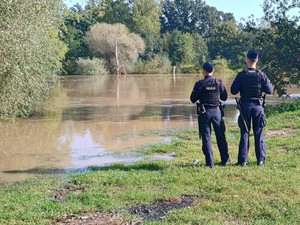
[{"left": 0, "top": 102, "right": 299, "bottom": 224}]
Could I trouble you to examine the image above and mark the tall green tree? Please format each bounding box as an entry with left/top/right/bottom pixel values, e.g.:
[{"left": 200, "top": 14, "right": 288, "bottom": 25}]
[
  {"left": 263, "top": 0, "right": 300, "bottom": 22},
  {"left": 160, "top": 0, "right": 235, "bottom": 36},
  {"left": 207, "top": 21, "right": 250, "bottom": 64},
  {"left": 98, "top": 0, "right": 132, "bottom": 24},
  {"left": 192, "top": 33, "right": 208, "bottom": 65},
  {"left": 0, "top": 0, "right": 67, "bottom": 118},
  {"left": 255, "top": 0, "right": 300, "bottom": 95},
  {"left": 130, "top": 0, "right": 161, "bottom": 36},
  {"left": 130, "top": 0, "right": 162, "bottom": 60},
  {"left": 256, "top": 20, "right": 299, "bottom": 96},
  {"left": 162, "top": 30, "right": 195, "bottom": 66},
  {"left": 160, "top": 0, "right": 203, "bottom": 33},
  {"left": 62, "top": 4, "right": 91, "bottom": 74}
]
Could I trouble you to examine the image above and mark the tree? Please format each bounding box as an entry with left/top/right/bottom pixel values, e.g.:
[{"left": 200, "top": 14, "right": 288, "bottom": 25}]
[
  {"left": 97, "top": 0, "right": 132, "bottom": 25},
  {"left": 84, "top": 0, "right": 161, "bottom": 60},
  {"left": 130, "top": 0, "right": 162, "bottom": 60},
  {"left": 160, "top": 0, "right": 235, "bottom": 36},
  {"left": 192, "top": 33, "right": 208, "bottom": 65},
  {"left": 263, "top": 0, "right": 300, "bottom": 22},
  {"left": 0, "top": 0, "right": 67, "bottom": 118},
  {"left": 86, "top": 23, "right": 145, "bottom": 74},
  {"left": 256, "top": 19, "right": 299, "bottom": 95},
  {"left": 254, "top": 0, "right": 300, "bottom": 95},
  {"left": 61, "top": 4, "right": 91, "bottom": 74},
  {"left": 162, "top": 30, "right": 195, "bottom": 66},
  {"left": 200, "top": 6, "right": 235, "bottom": 37},
  {"left": 130, "top": 0, "right": 161, "bottom": 36},
  {"left": 207, "top": 21, "right": 250, "bottom": 64}
]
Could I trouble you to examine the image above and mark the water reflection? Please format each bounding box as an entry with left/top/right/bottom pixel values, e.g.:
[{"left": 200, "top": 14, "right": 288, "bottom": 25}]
[{"left": 0, "top": 74, "right": 297, "bottom": 184}]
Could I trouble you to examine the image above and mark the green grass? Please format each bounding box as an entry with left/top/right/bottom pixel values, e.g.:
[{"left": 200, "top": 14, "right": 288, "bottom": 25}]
[
  {"left": 0, "top": 103, "right": 300, "bottom": 224},
  {"left": 265, "top": 100, "right": 300, "bottom": 116}
]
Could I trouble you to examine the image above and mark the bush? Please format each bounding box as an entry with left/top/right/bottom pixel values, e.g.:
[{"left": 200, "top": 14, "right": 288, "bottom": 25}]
[
  {"left": 75, "top": 58, "right": 109, "bottom": 75},
  {"left": 211, "top": 59, "right": 236, "bottom": 78},
  {"left": 0, "top": 0, "right": 67, "bottom": 118},
  {"left": 62, "top": 59, "right": 77, "bottom": 75},
  {"left": 177, "top": 64, "right": 201, "bottom": 74},
  {"left": 132, "top": 54, "right": 172, "bottom": 74}
]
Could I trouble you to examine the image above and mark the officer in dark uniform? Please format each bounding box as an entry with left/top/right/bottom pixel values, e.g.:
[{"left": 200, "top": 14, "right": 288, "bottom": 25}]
[
  {"left": 231, "top": 50, "right": 273, "bottom": 166},
  {"left": 190, "top": 62, "right": 231, "bottom": 168}
]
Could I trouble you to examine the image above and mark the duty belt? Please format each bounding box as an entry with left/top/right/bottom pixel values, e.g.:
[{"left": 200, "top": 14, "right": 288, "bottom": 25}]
[
  {"left": 204, "top": 105, "right": 219, "bottom": 109},
  {"left": 240, "top": 99, "right": 260, "bottom": 104},
  {"left": 241, "top": 98, "right": 265, "bottom": 107}
]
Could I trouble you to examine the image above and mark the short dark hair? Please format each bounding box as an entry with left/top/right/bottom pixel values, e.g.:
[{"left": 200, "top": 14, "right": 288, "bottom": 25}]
[
  {"left": 247, "top": 50, "right": 258, "bottom": 61},
  {"left": 202, "top": 62, "right": 213, "bottom": 73}
]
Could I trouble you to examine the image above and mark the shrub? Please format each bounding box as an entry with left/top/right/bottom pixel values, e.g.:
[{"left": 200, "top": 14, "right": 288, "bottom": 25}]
[
  {"left": 177, "top": 64, "right": 201, "bottom": 74},
  {"left": 212, "top": 59, "right": 236, "bottom": 79},
  {"left": 132, "top": 54, "right": 172, "bottom": 74},
  {"left": 75, "top": 58, "right": 109, "bottom": 75}
]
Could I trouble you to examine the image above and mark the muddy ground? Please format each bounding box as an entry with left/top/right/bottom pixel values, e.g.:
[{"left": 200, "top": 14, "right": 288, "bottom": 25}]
[{"left": 52, "top": 188, "right": 196, "bottom": 225}]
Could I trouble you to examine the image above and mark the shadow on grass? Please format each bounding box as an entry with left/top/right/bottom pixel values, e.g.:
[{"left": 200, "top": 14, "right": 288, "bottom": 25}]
[
  {"left": 3, "top": 168, "right": 70, "bottom": 175},
  {"left": 2, "top": 161, "right": 166, "bottom": 176},
  {"left": 3, "top": 159, "right": 262, "bottom": 177},
  {"left": 88, "top": 161, "right": 165, "bottom": 172}
]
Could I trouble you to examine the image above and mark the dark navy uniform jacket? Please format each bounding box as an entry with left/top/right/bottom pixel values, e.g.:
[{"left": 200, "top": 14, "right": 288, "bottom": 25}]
[
  {"left": 231, "top": 68, "right": 273, "bottom": 99},
  {"left": 190, "top": 76, "right": 227, "bottom": 106}
]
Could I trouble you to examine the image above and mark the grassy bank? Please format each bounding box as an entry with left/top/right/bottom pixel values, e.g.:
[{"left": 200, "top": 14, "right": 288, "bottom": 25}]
[{"left": 0, "top": 103, "right": 300, "bottom": 224}]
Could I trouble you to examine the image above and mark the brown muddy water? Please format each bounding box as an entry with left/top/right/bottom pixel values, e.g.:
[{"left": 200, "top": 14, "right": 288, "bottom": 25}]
[{"left": 0, "top": 74, "right": 297, "bottom": 184}]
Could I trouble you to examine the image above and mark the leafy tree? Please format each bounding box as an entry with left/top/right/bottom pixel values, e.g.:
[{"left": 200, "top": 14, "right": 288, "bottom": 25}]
[
  {"left": 200, "top": 6, "right": 235, "bottom": 37},
  {"left": 263, "top": 0, "right": 300, "bottom": 22},
  {"left": 162, "top": 30, "right": 195, "bottom": 66},
  {"left": 98, "top": 0, "right": 132, "bottom": 25},
  {"left": 160, "top": 0, "right": 235, "bottom": 36},
  {"left": 86, "top": 23, "right": 145, "bottom": 74},
  {"left": 0, "top": 0, "right": 67, "bottom": 118},
  {"left": 207, "top": 21, "right": 250, "bottom": 64},
  {"left": 131, "top": 0, "right": 161, "bottom": 36},
  {"left": 130, "top": 0, "right": 162, "bottom": 60},
  {"left": 61, "top": 4, "right": 96, "bottom": 74},
  {"left": 256, "top": 19, "right": 299, "bottom": 96},
  {"left": 160, "top": 0, "right": 203, "bottom": 33},
  {"left": 254, "top": 0, "right": 300, "bottom": 95},
  {"left": 192, "top": 33, "right": 208, "bottom": 65}
]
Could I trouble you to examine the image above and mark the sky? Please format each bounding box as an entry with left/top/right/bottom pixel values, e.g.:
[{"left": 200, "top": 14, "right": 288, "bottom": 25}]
[
  {"left": 63, "top": 0, "right": 297, "bottom": 22},
  {"left": 204, "top": 0, "right": 265, "bottom": 21}
]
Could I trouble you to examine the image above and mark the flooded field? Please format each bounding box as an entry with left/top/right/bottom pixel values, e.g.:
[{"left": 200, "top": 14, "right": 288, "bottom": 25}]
[{"left": 0, "top": 74, "right": 297, "bottom": 184}]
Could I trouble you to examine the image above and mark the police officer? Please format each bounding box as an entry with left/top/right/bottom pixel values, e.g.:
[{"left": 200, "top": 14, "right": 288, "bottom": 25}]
[
  {"left": 190, "top": 62, "right": 231, "bottom": 168},
  {"left": 231, "top": 50, "right": 273, "bottom": 166}
]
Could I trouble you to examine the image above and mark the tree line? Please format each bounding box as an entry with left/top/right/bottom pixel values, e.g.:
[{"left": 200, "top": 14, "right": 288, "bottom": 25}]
[
  {"left": 0, "top": 0, "right": 299, "bottom": 118},
  {"left": 62, "top": 0, "right": 299, "bottom": 95}
]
